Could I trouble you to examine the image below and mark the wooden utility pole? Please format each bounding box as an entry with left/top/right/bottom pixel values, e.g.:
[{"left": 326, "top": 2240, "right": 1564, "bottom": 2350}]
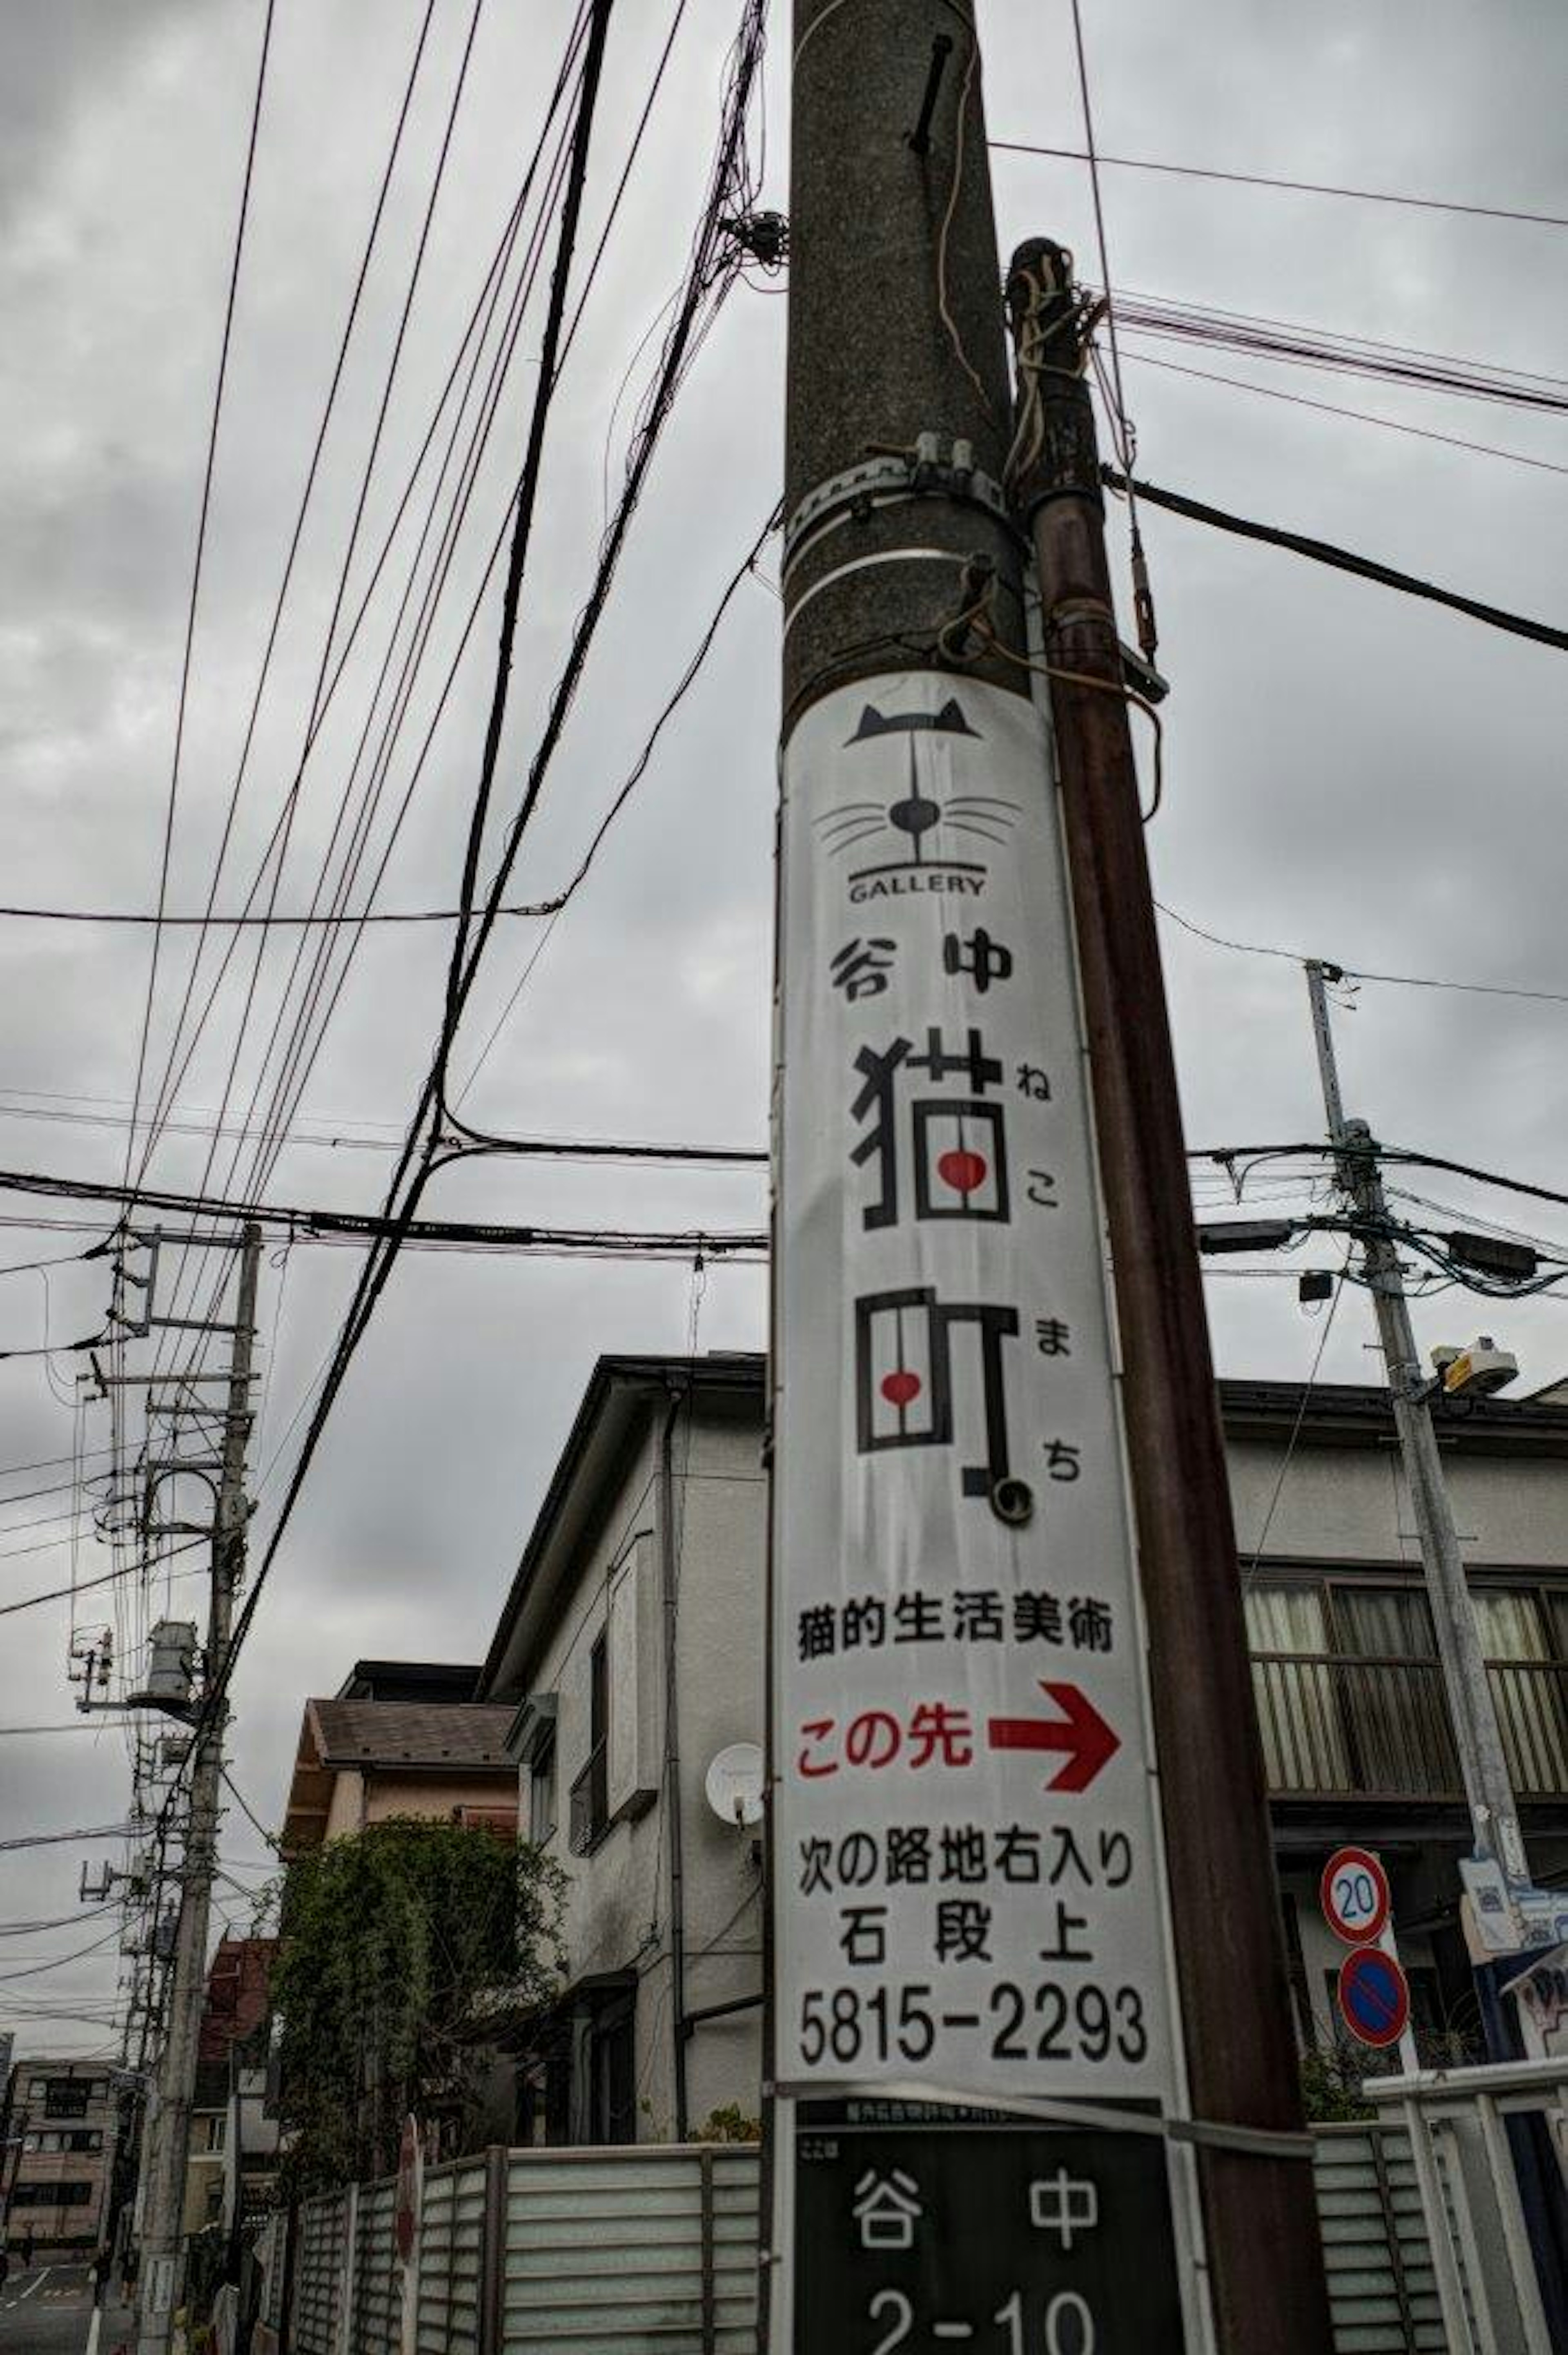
[
  {"left": 1004, "top": 239, "right": 1332, "bottom": 2350},
  {"left": 134, "top": 1224, "right": 262, "bottom": 2355}
]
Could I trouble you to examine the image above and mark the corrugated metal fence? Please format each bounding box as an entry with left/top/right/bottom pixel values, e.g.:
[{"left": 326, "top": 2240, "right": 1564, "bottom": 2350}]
[
  {"left": 1312, "top": 2123, "right": 1447, "bottom": 2350},
  {"left": 498, "top": 2148, "right": 760, "bottom": 2353},
  {"left": 258, "top": 2126, "right": 1437, "bottom": 2355}
]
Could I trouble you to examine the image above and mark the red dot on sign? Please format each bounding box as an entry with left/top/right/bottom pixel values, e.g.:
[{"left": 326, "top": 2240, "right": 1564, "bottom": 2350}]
[
  {"left": 881, "top": 1371, "right": 922, "bottom": 1408},
  {"left": 937, "top": 1148, "right": 988, "bottom": 1196}
]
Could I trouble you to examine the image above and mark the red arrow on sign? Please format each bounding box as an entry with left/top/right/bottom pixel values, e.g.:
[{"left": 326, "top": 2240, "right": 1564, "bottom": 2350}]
[{"left": 987, "top": 1682, "right": 1120, "bottom": 1793}]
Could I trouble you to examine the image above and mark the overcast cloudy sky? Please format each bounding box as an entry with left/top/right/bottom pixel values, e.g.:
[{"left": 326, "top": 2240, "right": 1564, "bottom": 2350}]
[{"left": 1, "top": 0, "right": 1564, "bottom": 2054}]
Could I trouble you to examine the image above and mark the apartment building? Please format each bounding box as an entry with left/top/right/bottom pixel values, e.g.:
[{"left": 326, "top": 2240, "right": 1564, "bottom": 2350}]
[{"left": 1, "top": 2058, "right": 118, "bottom": 2255}]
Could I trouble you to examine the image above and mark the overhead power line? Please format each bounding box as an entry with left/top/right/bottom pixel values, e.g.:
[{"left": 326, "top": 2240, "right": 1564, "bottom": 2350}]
[
  {"left": 1109, "top": 471, "right": 1568, "bottom": 653},
  {"left": 0, "top": 1539, "right": 208, "bottom": 1623},
  {"left": 151, "top": 0, "right": 772, "bottom": 1854},
  {"left": 0, "top": 899, "right": 553, "bottom": 930},
  {"left": 0, "top": 1909, "right": 120, "bottom": 1938},
  {"left": 0, "top": 504, "right": 773, "bottom": 945},
  {"left": 1104, "top": 288, "right": 1568, "bottom": 419},
  {"left": 988, "top": 139, "right": 1568, "bottom": 232},
  {"left": 452, "top": 507, "right": 779, "bottom": 1103},
  {"left": 1156, "top": 899, "right": 1568, "bottom": 1005},
  {"left": 122, "top": 0, "right": 276, "bottom": 1190},
  {"left": 0, "top": 1160, "right": 768, "bottom": 1251},
  {"left": 1120, "top": 351, "right": 1568, "bottom": 476},
  {"left": 0, "top": 1824, "right": 136, "bottom": 1853},
  {"left": 0, "top": 1724, "right": 109, "bottom": 1736},
  {"left": 0, "top": 1924, "right": 129, "bottom": 1985},
  {"left": 129, "top": 0, "right": 448, "bottom": 1200},
  {"left": 221, "top": 1768, "right": 281, "bottom": 1855}
]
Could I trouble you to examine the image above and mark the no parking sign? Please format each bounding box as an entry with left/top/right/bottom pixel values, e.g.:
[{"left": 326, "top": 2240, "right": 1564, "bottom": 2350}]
[{"left": 1337, "top": 1945, "right": 1411, "bottom": 2051}]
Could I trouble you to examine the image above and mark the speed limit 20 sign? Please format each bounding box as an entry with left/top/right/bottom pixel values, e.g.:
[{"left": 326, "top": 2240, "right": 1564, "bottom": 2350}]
[{"left": 1321, "top": 1847, "right": 1390, "bottom": 1945}]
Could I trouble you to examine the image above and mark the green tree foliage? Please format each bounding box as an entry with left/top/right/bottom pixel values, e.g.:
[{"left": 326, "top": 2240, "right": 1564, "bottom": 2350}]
[
  {"left": 1299, "top": 2041, "right": 1376, "bottom": 2123},
  {"left": 270, "top": 1818, "right": 565, "bottom": 2193}
]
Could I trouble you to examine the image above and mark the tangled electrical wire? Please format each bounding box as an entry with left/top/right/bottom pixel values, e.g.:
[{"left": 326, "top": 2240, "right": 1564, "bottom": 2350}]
[{"left": 141, "top": 0, "right": 774, "bottom": 1864}]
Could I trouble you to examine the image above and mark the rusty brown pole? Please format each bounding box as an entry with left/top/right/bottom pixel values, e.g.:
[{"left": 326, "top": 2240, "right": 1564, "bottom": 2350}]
[{"left": 1004, "top": 237, "right": 1334, "bottom": 2353}]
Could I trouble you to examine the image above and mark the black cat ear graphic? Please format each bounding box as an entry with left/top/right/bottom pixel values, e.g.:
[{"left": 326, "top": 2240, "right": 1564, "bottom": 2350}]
[
  {"left": 933, "top": 697, "right": 980, "bottom": 736},
  {"left": 846, "top": 698, "right": 981, "bottom": 745}
]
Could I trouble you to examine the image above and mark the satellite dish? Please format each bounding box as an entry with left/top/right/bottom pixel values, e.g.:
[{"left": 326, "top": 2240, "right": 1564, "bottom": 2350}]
[{"left": 705, "top": 1742, "right": 765, "bottom": 1828}]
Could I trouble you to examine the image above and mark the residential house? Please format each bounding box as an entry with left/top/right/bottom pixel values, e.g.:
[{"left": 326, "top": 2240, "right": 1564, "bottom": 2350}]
[
  {"left": 272, "top": 1658, "right": 522, "bottom": 2161},
  {"left": 477, "top": 1352, "right": 1568, "bottom": 2143},
  {"left": 481, "top": 1355, "right": 766, "bottom": 2146},
  {"left": 181, "top": 1936, "right": 278, "bottom": 2241},
  {"left": 1227, "top": 1376, "right": 1568, "bottom": 2053},
  {"left": 280, "top": 1659, "right": 517, "bottom": 1857},
  {"left": 0, "top": 2058, "right": 117, "bottom": 2254}
]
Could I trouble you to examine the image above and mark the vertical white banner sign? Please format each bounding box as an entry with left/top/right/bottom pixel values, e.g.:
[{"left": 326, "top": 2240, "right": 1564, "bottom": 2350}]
[{"left": 772, "top": 672, "right": 1178, "bottom": 2103}]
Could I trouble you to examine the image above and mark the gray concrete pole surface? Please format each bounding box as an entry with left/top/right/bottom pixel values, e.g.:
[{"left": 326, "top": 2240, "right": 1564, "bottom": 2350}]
[
  {"left": 782, "top": 0, "right": 1027, "bottom": 742},
  {"left": 134, "top": 1225, "right": 262, "bottom": 2355},
  {"left": 771, "top": 8, "right": 1035, "bottom": 2347},
  {"left": 1306, "top": 962, "right": 1530, "bottom": 1887},
  {"left": 1005, "top": 239, "right": 1334, "bottom": 2352}
]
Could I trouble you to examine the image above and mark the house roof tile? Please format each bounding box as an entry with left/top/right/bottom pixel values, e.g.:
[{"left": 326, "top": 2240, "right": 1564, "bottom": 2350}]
[{"left": 308, "top": 1698, "right": 516, "bottom": 1771}]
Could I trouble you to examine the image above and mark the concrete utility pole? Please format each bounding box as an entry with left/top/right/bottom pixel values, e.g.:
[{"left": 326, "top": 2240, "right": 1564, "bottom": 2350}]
[
  {"left": 135, "top": 1222, "right": 262, "bottom": 2355},
  {"left": 1305, "top": 963, "right": 1530, "bottom": 1888},
  {"left": 1002, "top": 241, "right": 1332, "bottom": 2352},
  {"left": 772, "top": 15, "right": 1328, "bottom": 2349},
  {"left": 782, "top": 0, "right": 1027, "bottom": 731}
]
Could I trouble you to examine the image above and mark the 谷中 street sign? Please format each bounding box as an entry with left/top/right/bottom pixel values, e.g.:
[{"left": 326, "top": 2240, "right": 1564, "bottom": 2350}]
[
  {"left": 1338, "top": 1945, "right": 1411, "bottom": 2050},
  {"left": 793, "top": 2102, "right": 1185, "bottom": 2353},
  {"left": 1321, "top": 1846, "right": 1391, "bottom": 1946},
  {"left": 771, "top": 674, "right": 1181, "bottom": 2106}
]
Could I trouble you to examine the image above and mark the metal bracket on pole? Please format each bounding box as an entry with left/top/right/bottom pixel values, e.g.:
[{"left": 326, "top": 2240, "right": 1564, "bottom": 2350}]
[{"left": 782, "top": 436, "right": 1013, "bottom": 579}]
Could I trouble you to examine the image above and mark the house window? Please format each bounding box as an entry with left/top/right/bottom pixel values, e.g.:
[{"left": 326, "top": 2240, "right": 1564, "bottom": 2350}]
[
  {"left": 569, "top": 1635, "right": 611, "bottom": 1855},
  {"left": 529, "top": 1729, "right": 557, "bottom": 1847},
  {"left": 1474, "top": 1588, "right": 1568, "bottom": 1795},
  {"left": 1243, "top": 1583, "right": 1349, "bottom": 1792},
  {"left": 1331, "top": 1585, "right": 1456, "bottom": 1798},
  {"left": 11, "top": 2181, "right": 94, "bottom": 2208},
  {"left": 1246, "top": 1571, "right": 1568, "bottom": 1800}
]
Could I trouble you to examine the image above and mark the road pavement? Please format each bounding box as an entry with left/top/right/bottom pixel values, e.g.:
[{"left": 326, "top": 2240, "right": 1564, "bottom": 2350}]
[{"left": 0, "top": 2267, "right": 135, "bottom": 2352}]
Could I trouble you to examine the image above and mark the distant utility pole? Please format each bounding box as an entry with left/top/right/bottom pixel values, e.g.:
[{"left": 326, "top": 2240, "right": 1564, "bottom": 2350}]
[
  {"left": 770, "top": 11, "right": 1328, "bottom": 2349},
  {"left": 1305, "top": 963, "right": 1530, "bottom": 1893},
  {"left": 134, "top": 1222, "right": 261, "bottom": 2355}
]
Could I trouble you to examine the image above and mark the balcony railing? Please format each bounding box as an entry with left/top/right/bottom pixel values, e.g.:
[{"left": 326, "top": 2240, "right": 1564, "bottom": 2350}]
[{"left": 1249, "top": 1651, "right": 1568, "bottom": 1801}]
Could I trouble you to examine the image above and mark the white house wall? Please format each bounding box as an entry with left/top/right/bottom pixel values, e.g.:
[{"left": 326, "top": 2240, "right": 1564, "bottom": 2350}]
[
  {"left": 1228, "top": 1435, "right": 1568, "bottom": 1567},
  {"left": 526, "top": 1415, "right": 672, "bottom": 2116},
  {"left": 670, "top": 1404, "right": 768, "bottom": 2137}
]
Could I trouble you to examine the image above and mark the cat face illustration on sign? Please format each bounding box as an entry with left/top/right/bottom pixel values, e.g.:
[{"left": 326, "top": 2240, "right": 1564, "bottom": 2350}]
[{"left": 817, "top": 698, "right": 1021, "bottom": 905}]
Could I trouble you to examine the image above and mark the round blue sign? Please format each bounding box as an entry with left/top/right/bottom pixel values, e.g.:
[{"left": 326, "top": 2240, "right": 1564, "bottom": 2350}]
[{"left": 1338, "top": 1944, "right": 1410, "bottom": 2050}]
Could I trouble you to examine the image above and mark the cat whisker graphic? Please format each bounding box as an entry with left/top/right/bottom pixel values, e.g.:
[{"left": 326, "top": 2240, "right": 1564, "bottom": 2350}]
[
  {"left": 817, "top": 810, "right": 888, "bottom": 841},
  {"left": 942, "top": 820, "right": 1014, "bottom": 846},
  {"left": 814, "top": 725, "right": 1022, "bottom": 895}
]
